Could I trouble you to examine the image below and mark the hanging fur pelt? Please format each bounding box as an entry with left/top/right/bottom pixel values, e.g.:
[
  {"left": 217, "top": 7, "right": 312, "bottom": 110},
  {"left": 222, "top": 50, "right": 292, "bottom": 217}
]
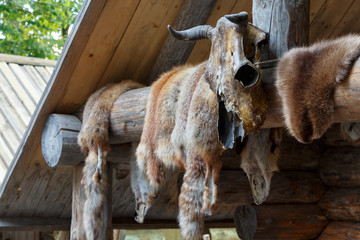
[
  {"left": 276, "top": 34, "right": 360, "bottom": 143},
  {"left": 78, "top": 80, "right": 144, "bottom": 240}
]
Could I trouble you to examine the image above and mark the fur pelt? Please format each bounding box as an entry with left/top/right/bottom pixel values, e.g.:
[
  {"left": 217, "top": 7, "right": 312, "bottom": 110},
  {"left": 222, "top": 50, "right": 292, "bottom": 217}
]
[
  {"left": 78, "top": 80, "right": 144, "bottom": 240},
  {"left": 276, "top": 34, "right": 360, "bottom": 143}
]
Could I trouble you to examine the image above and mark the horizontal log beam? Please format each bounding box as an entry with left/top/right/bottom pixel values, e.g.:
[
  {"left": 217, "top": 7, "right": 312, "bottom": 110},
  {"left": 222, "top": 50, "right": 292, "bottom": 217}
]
[
  {"left": 319, "top": 147, "right": 360, "bottom": 187},
  {"left": 318, "top": 187, "right": 360, "bottom": 221},
  {"left": 317, "top": 221, "right": 360, "bottom": 240},
  {"left": 0, "top": 218, "right": 70, "bottom": 231},
  {"left": 42, "top": 59, "right": 360, "bottom": 167}
]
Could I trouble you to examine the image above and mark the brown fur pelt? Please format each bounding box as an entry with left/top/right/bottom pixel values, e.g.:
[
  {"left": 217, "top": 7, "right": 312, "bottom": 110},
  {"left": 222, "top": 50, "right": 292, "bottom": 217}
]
[
  {"left": 78, "top": 80, "right": 144, "bottom": 240},
  {"left": 276, "top": 34, "right": 360, "bottom": 143}
]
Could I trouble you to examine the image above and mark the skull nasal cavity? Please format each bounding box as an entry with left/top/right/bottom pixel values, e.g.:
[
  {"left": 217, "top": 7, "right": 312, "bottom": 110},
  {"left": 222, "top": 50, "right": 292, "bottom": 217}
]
[{"left": 235, "top": 65, "right": 259, "bottom": 88}]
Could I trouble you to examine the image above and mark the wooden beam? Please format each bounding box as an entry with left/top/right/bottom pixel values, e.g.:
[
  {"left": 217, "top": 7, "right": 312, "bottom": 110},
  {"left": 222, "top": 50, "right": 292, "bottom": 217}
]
[
  {"left": 318, "top": 187, "right": 360, "bottom": 222},
  {"left": 0, "top": 218, "right": 69, "bottom": 231},
  {"left": 41, "top": 59, "right": 360, "bottom": 167},
  {"left": 0, "top": 53, "right": 57, "bottom": 67},
  {"left": 146, "top": 0, "right": 217, "bottom": 84},
  {"left": 319, "top": 147, "right": 360, "bottom": 187},
  {"left": 317, "top": 221, "right": 360, "bottom": 240}
]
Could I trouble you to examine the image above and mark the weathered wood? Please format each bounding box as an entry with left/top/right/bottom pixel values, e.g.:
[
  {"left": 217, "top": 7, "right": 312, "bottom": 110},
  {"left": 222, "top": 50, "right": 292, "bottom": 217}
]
[
  {"left": 254, "top": 204, "right": 328, "bottom": 239},
  {"left": 318, "top": 187, "right": 360, "bottom": 221},
  {"left": 319, "top": 147, "right": 360, "bottom": 187},
  {"left": 317, "top": 221, "right": 360, "bottom": 240},
  {"left": 234, "top": 205, "right": 257, "bottom": 240},
  {"left": 0, "top": 217, "right": 69, "bottom": 231},
  {"left": 252, "top": 0, "right": 310, "bottom": 60},
  {"left": 0, "top": 53, "right": 56, "bottom": 67},
  {"left": 146, "top": 0, "right": 217, "bottom": 84}
]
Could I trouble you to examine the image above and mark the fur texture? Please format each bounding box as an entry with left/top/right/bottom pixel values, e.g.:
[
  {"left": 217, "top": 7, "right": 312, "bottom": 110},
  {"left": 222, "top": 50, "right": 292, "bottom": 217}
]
[
  {"left": 78, "top": 80, "right": 144, "bottom": 240},
  {"left": 276, "top": 34, "right": 360, "bottom": 143},
  {"left": 134, "top": 14, "right": 272, "bottom": 240}
]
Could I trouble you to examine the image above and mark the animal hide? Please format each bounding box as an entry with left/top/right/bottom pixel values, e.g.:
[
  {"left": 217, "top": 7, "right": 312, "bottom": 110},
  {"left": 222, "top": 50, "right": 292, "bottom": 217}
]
[
  {"left": 276, "top": 34, "right": 360, "bottom": 143},
  {"left": 78, "top": 80, "right": 144, "bottom": 240},
  {"left": 133, "top": 12, "right": 280, "bottom": 240}
]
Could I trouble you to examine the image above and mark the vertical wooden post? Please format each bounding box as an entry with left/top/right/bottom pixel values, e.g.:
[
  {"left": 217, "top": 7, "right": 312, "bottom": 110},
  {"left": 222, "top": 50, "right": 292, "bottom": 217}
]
[
  {"left": 252, "top": 0, "right": 310, "bottom": 60},
  {"left": 70, "top": 163, "right": 113, "bottom": 240}
]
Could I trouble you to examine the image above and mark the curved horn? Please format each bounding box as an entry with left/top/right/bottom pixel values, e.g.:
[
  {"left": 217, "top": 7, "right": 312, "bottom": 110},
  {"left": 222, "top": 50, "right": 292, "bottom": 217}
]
[
  {"left": 225, "top": 11, "right": 249, "bottom": 26},
  {"left": 168, "top": 25, "right": 213, "bottom": 41}
]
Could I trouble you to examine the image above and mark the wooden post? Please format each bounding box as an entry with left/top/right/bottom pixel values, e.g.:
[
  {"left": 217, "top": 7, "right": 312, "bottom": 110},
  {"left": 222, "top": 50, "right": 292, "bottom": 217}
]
[
  {"left": 70, "top": 163, "right": 113, "bottom": 240},
  {"left": 252, "top": 0, "right": 310, "bottom": 60}
]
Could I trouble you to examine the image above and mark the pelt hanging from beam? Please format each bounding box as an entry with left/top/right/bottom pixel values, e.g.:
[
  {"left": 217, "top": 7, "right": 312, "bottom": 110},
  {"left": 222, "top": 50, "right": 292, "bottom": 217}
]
[{"left": 276, "top": 34, "right": 360, "bottom": 143}]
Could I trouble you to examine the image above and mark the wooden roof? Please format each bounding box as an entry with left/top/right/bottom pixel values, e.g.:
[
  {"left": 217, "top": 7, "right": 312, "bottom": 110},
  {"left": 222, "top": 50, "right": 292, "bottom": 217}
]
[
  {"left": 0, "top": 0, "right": 359, "bottom": 230},
  {"left": 0, "top": 54, "right": 55, "bottom": 183}
]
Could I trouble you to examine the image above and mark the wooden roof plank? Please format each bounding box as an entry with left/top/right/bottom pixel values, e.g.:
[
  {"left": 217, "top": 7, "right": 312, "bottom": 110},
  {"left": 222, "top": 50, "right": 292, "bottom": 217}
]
[
  {"left": 328, "top": 0, "right": 360, "bottom": 38},
  {"left": 310, "top": 0, "right": 354, "bottom": 42},
  {"left": 54, "top": 0, "right": 142, "bottom": 113},
  {"left": 44, "top": 67, "right": 55, "bottom": 80},
  {"left": 146, "top": 0, "right": 217, "bottom": 84},
  {"left": 0, "top": 0, "right": 108, "bottom": 217},
  {"left": 8, "top": 63, "right": 42, "bottom": 103},
  {"left": 34, "top": 168, "right": 72, "bottom": 218},
  {"left": 0, "top": 111, "right": 20, "bottom": 154},
  {"left": 0, "top": 92, "right": 26, "bottom": 139},
  {"left": 0, "top": 69, "right": 31, "bottom": 125},
  {"left": 3, "top": 146, "right": 51, "bottom": 217},
  {"left": 0, "top": 63, "right": 36, "bottom": 114},
  {"left": 187, "top": 0, "right": 251, "bottom": 65},
  {"left": 0, "top": 155, "right": 9, "bottom": 184},
  {"left": 99, "top": 0, "right": 185, "bottom": 84},
  {"left": 309, "top": 0, "right": 326, "bottom": 24},
  {"left": 0, "top": 137, "right": 12, "bottom": 168},
  {"left": 22, "top": 66, "right": 47, "bottom": 91},
  {"left": 34, "top": 66, "right": 51, "bottom": 84}
]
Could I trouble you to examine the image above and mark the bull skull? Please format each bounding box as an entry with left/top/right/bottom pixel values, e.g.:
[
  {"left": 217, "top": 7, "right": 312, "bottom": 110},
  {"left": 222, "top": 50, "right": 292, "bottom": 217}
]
[{"left": 168, "top": 11, "right": 268, "bottom": 148}]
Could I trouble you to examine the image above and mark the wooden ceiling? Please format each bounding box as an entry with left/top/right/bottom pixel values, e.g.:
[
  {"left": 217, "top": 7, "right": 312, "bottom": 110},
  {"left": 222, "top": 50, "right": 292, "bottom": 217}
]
[{"left": 0, "top": 0, "right": 359, "bottom": 230}]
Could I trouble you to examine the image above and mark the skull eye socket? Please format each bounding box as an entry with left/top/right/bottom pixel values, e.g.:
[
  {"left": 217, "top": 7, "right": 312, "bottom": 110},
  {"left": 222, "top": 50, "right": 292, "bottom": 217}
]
[{"left": 235, "top": 64, "right": 259, "bottom": 87}]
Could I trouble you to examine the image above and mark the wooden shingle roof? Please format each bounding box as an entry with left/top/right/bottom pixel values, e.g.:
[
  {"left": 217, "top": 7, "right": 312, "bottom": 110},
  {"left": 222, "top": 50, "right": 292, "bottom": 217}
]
[{"left": 0, "top": 54, "right": 56, "bottom": 182}]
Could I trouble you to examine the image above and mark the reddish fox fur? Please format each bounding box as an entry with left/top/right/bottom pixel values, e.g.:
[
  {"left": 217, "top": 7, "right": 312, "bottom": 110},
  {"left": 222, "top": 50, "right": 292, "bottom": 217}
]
[
  {"left": 276, "top": 34, "right": 360, "bottom": 143},
  {"left": 78, "top": 80, "right": 144, "bottom": 240}
]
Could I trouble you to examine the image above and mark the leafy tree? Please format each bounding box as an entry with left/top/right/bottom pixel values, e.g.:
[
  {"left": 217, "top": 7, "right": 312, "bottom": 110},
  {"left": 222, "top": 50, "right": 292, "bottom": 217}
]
[{"left": 0, "top": 0, "right": 83, "bottom": 60}]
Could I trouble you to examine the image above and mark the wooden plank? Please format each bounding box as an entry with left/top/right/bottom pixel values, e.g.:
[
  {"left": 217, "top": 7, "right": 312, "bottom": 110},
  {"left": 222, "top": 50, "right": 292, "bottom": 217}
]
[
  {"left": 0, "top": 217, "right": 69, "bottom": 231},
  {"left": 309, "top": 0, "right": 325, "bottom": 23},
  {"left": 328, "top": 0, "right": 360, "bottom": 38},
  {"left": 96, "top": 0, "right": 184, "bottom": 87},
  {"left": 34, "top": 168, "right": 73, "bottom": 218},
  {"left": 309, "top": 0, "right": 353, "bottom": 42},
  {"left": 44, "top": 66, "right": 55, "bottom": 79},
  {"left": 0, "top": 53, "right": 56, "bottom": 67},
  {"left": 0, "top": 111, "right": 21, "bottom": 154},
  {"left": 318, "top": 187, "right": 360, "bottom": 221},
  {"left": 22, "top": 66, "right": 47, "bottom": 91},
  {"left": 317, "top": 221, "right": 360, "bottom": 240},
  {"left": 0, "top": 92, "right": 26, "bottom": 139},
  {"left": 0, "top": 62, "right": 36, "bottom": 113},
  {"left": 0, "top": 155, "right": 9, "bottom": 183},
  {"left": 146, "top": 0, "right": 217, "bottom": 84},
  {"left": 8, "top": 63, "right": 42, "bottom": 103},
  {"left": 34, "top": 66, "right": 51, "bottom": 82},
  {"left": 319, "top": 147, "right": 360, "bottom": 187},
  {"left": 0, "top": 0, "right": 108, "bottom": 217},
  {"left": 4, "top": 146, "right": 51, "bottom": 217},
  {"left": 0, "top": 67, "right": 32, "bottom": 124},
  {"left": 187, "top": 0, "right": 252, "bottom": 65},
  {"left": 254, "top": 204, "right": 328, "bottom": 239},
  {"left": 0, "top": 136, "right": 13, "bottom": 168},
  {"left": 55, "top": 0, "right": 141, "bottom": 113}
]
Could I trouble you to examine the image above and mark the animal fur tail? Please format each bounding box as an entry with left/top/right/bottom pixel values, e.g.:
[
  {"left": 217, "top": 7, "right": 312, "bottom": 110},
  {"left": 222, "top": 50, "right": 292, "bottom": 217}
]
[
  {"left": 78, "top": 80, "right": 144, "bottom": 239},
  {"left": 276, "top": 34, "right": 360, "bottom": 143}
]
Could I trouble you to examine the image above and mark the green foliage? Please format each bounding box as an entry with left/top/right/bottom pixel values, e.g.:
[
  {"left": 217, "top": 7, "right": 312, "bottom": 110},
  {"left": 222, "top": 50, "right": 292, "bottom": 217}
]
[{"left": 0, "top": 0, "right": 83, "bottom": 60}]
